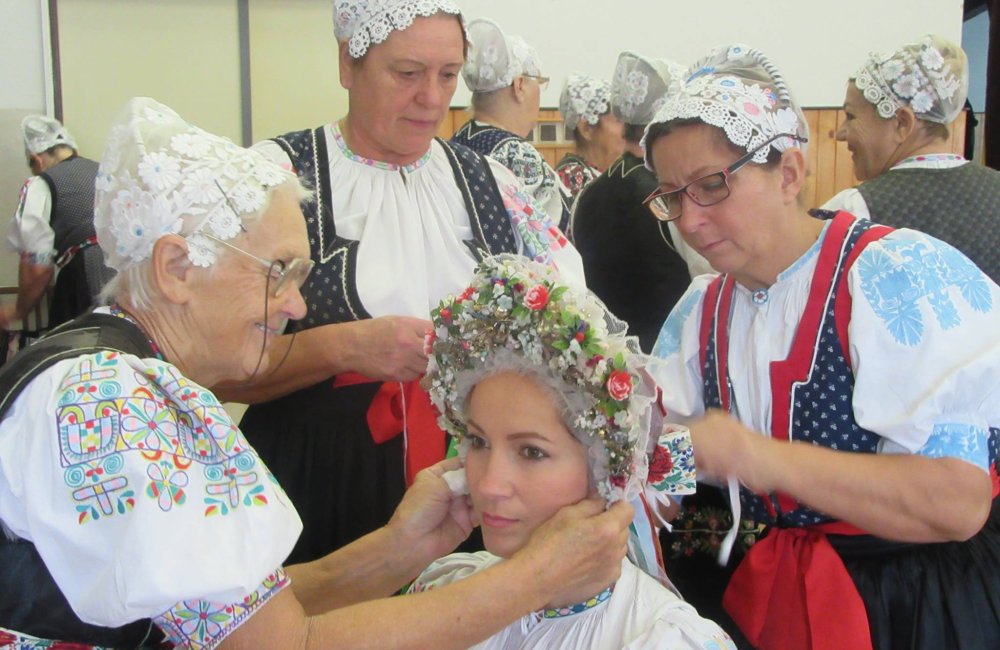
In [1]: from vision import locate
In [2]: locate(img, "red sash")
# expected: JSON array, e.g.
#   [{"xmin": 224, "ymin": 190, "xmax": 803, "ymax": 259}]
[
  {"xmin": 723, "ymin": 521, "xmax": 873, "ymax": 650},
  {"xmin": 332, "ymin": 373, "xmax": 445, "ymax": 485}
]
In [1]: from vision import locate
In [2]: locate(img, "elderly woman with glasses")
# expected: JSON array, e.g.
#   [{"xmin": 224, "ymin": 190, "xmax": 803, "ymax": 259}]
[
  {"xmin": 0, "ymin": 97, "xmax": 631, "ymax": 650},
  {"xmin": 643, "ymin": 44, "xmax": 1000, "ymax": 650},
  {"xmin": 227, "ymin": 0, "xmax": 584, "ymax": 568},
  {"xmin": 451, "ymin": 17, "xmax": 571, "ymax": 231}
]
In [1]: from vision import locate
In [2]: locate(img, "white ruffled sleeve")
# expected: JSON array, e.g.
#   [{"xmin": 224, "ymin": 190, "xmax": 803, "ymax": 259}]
[
  {"xmin": 407, "ymin": 551, "xmax": 501, "ymax": 593},
  {"xmin": 649, "ymin": 275, "xmax": 714, "ymax": 423},
  {"xmin": 5, "ymin": 177, "xmax": 56, "ymax": 263},
  {"xmin": 847, "ymin": 229, "xmax": 1000, "ymax": 470},
  {"xmin": 0, "ymin": 351, "xmax": 302, "ymax": 642}
]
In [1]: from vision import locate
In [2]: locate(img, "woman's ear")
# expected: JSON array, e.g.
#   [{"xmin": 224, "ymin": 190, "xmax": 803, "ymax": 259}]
[
  {"xmin": 577, "ymin": 120, "xmax": 595, "ymax": 144},
  {"xmin": 338, "ymin": 41, "xmax": 355, "ymax": 91},
  {"xmin": 150, "ymin": 234, "xmax": 194, "ymax": 305},
  {"xmin": 512, "ymin": 76, "xmax": 527, "ymax": 103},
  {"xmin": 893, "ymin": 108, "xmax": 918, "ymax": 142},
  {"xmin": 779, "ymin": 148, "xmax": 807, "ymax": 203}
]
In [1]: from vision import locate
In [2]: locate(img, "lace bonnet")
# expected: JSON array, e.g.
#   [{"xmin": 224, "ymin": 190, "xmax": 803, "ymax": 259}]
[
  {"xmin": 642, "ymin": 43, "xmax": 810, "ymax": 168},
  {"xmin": 852, "ymin": 34, "xmax": 968, "ymax": 124},
  {"xmin": 23, "ymin": 115, "xmax": 77, "ymax": 155},
  {"xmin": 560, "ymin": 74, "xmax": 613, "ymax": 132},
  {"xmin": 610, "ymin": 51, "xmax": 686, "ymax": 128},
  {"xmin": 424, "ymin": 254, "xmax": 695, "ymax": 506},
  {"xmin": 333, "ymin": 0, "xmax": 463, "ymax": 59},
  {"xmin": 94, "ymin": 97, "xmax": 295, "ymax": 273},
  {"xmin": 462, "ymin": 18, "xmax": 542, "ymax": 94}
]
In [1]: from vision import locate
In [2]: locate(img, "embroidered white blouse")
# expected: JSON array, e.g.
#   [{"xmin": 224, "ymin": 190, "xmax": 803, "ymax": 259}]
[
  {"xmin": 6, "ymin": 176, "xmax": 56, "ymax": 264},
  {"xmin": 409, "ymin": 553, "xmax": 735, "ymax": 650},
  {"xmin": 651, "ymin": 216, "xmax": 1000, "ymax": 469},
  {"xmin": 0, "ymin": 318, "xmax": 302, "ymax": 648},
  {"xmin": 255, "ymin": 123, "xmax": 584, "ymax": 319}
]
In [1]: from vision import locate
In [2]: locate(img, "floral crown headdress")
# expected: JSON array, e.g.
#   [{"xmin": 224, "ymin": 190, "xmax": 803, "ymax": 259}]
[
  {"xmin": 94, "ymin": 97, "xmax": 295, "ymax": 272},
  {"xmin": 560, "ymin": 74, "xmax": 612, "ymax": 132},
  {"xmin": 853, "ymin": 34, "xmax": 968, "ymax": 124},
  {"xmin": 424, "ymin": 255, "xmax": 695, "ymax": 506},
  {"xmin": 642, "ymin": 43, "xmax": 809, "ymax": 170},
  {"xmin": 333, "ymin": 0, "xmax": 464, "ymax": 59},
  {"xmin": 462, "ymin": 18, "xmax": 542, "ymax": 94}
]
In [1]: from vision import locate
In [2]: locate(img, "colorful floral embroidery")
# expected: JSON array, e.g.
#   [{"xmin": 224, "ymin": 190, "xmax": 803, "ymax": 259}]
[
  {"xmin": 0, "ymin": 625, "xmax": 110, "ymax": 649},
  {"xmin": 331, "ymin": 123, "xmax": 432, "ymax": 172},
  {"xmin": 500, "ymin": 184, "xmax": 561, "ymax": 266},
  {"xmin": 666, "ymin": 504, "xmax": 764, "ymax": 558},
  {"xmin": 541, "ymin": 585, "xmax": 613, "ymax": 618},
  {"xmin": 55, "ymin": 352, "xmax": 270, "ymax": 525},
  {"xmin": 154, "ymin": 568, "xmax": 290, "ymax": 649}
]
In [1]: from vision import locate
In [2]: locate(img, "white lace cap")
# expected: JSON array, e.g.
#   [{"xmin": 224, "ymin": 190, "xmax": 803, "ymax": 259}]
[
  {"xmin": 94, "ymin": 97, "xmax": 294, "ymax": 272},
  {"xmin": 333, "ymin": 0, "xmax": 463, "ymax": 59},
  {"xmin": 642, "ymin": 43, "xmax": 809, "ymax": 168},
  {"xmin": 462, "ymin": 18, "xmax": 542, "ymax": 93},
  {"xmin": 852, "ymin": 34, "xmax": 968, "ymax": 124},
  {"xmin": 610, "ymin": 51, "xmax": 686, "ymax": 127},
  {"xmin": 559, "ymin": 74, "xmax": 612, "ymax": 132},
  {"xmin": 22, "ymin": 115, "xmax": 77, "ymax": 155}
]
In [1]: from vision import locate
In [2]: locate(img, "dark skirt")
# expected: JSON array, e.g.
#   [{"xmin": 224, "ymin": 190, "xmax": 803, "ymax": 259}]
[
  {"xmin": 831, "ymin": 497, "xmax": 1000, "ymax": 650},
  {"xmin": 240, "ymin": 380, "xmax": 406, "ymax": 564}
]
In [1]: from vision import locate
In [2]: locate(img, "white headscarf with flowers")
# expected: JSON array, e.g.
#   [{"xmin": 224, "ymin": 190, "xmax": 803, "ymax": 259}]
[
  {"xmin": 852, "ymin": 34, "xmax": 968, "ymax": 124},
  {"xmin": 333, "ymin": 0, "xmax": 464, "ymax": 59},
  {"xmin": 424, "ymin": 255, "xmax": 696, "ymax": 583},
  {"xmin": 462, "ymin": 18, "xmax": 542, "ymax": 94}
]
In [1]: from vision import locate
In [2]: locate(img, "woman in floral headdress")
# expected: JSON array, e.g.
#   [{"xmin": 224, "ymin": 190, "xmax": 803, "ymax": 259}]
[
  {"xmin": 820, "ymin": 34, "xmax": 1000, "ymax": 285},
  {"xmin": 643, "ymin": 43, "xmax": 1000, "ymax": 650},
  {"xmin": 226, "ymin": 0, "xmax": 584, "ymax": 566},
  {"xmin": 415, "ymin": 254, "xmax": 735, "ymax": 649},
  {"xmin": 555, "ymin": 74, "xmax": 624, "ymax": 206}
]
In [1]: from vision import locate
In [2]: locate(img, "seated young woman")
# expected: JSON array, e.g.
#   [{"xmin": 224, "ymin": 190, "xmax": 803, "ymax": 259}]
[{"xmin": 414, "ymin": 254, "xmax": 735, "ymax": 650}]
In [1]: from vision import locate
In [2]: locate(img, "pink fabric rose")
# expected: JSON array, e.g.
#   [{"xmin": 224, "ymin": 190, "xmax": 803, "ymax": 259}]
[
  {"xmin": 523, "ymin": 285, "xmax": 550, "ymax": 310},
  {"xmin": 606, "ymin": 369, "xmax": 633, "ymax": 401}
]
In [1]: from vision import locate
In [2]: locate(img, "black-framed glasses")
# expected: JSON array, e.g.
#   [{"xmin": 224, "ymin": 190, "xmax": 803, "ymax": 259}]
[
  {"xmin": 522, "ymin": 74, "xmax": 550, "ymax": 90},
  {"xmin": 643, "ymin": 133, "xmax": 807, "ymax": 222},
  {"xmin": 201, "ymin": 231, "xmax": 314, "ymax": 299}
]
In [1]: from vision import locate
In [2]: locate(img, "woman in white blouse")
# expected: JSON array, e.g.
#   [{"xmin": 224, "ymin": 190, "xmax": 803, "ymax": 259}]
[
  {"xmin": 643, "ymin": 43, "xmax": 1000, "ymax": 650},
  {"xmin": 224, "ymin": 0, "xmax": 584, "ymax": 566},
  {"xmin": 0, "ymin": 97, "xmax": 628, "ymax": 650}
]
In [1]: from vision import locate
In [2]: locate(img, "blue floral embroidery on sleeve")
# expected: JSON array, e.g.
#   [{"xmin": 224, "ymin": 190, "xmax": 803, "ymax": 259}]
[
  {"xmin": 653, "ymin": 287, "xmax": 704, "ymax": 359},
  {"xmin": 916, "ymin": 423, "xmax": 990, "ymax": 470},
  {"xmin": 154, "ymin": 567, "xmax": 290, "ymax": 649},
  {"xmin": 855, "ymin": 237, "xmax": 992, "ymax": 346}
]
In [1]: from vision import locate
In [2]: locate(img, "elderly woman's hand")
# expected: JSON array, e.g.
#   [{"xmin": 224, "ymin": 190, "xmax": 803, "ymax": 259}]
[
  {"xmin": 688, "ymin": 408, "xmax": 777, "ymax": 493},
  {"xmin": 347, "ymin": 315, "xmax": 431, "ymax": 382},
  {"xmin": 386, "ymin": 457, "xmax": 474, "ymax": 563},
  {"xmin": 511, "ymin": 497, "xmax": 632, "ymax": 606}
]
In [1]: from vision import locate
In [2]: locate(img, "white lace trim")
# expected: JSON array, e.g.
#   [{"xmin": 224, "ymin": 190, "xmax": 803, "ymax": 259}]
[{"xmin": 334, "ymin": 0, "xmax": 463, "ymax": 59}]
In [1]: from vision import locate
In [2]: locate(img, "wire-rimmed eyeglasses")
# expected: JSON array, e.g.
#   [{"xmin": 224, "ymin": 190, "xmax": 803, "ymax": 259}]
[
  {"xmin": 201, "ymin": 231, "xmax": 314, "ymax": 299},
  {"xmin": 643, "ymin": 133, "xmax": 807, "ymax": 222}
]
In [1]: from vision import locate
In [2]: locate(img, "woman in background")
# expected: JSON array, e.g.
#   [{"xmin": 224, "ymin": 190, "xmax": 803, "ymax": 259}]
[{"xmin": 555, "ymin": 74, "xmax": 624, "ymax": 207}]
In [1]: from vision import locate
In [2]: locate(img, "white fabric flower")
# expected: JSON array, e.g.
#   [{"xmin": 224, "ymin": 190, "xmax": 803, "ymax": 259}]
[
  {"xmin": 911, "ymin": 89, "xmax": 935, "ymax": 114},
  {"xmin": 892, "ymin": 74, "xmax": 920, "ymax": 99},
  {"xmin": 921, "ymin": 46, "xmax": 945, "ymax": 71}
]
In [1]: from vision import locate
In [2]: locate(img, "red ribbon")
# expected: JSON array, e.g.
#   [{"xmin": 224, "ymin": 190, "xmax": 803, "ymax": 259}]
[
  {"xmin": 333, "ymin": 372, "xmax": 445, "ymax": 485},
  {"xmin": 723, "ymin": 522, "xmax": 873, "ymax": 650}
]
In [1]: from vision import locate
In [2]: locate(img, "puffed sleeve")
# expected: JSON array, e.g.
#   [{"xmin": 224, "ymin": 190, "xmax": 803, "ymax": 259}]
[
  {"xmin": 649, "ymin": 275, "xmax": 714, "ymax": 422},
  {"xmin": 820, "ymin": 187, "xmax": 871, "ymax": 220},
  {"xmin": 0, "ymin": 351, "xmax": 302, "ymax": 636},
  {"xmin": 5, "ymin": 176, "xmax": 56, "ymax": 263},
  {"xmin": 847, "ymin": 229, "xmax": 1000, "ymax": 470}
]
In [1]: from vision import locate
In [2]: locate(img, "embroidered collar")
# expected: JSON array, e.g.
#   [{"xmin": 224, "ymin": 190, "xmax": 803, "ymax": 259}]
[
  {"xmin": 541, "ymin": 584, "xmax": 614, "ymax": 619},
  {"xmin": 108, "ymin": 304, "xmax": 165, "ymax": 361},
  {"xmin": 330, "ymin": 122, "xmax": 433, "ymax": 172}
]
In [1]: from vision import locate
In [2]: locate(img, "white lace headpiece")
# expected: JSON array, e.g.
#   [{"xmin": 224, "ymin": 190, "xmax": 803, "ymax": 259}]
[
  {"xmin": 333, "ymin": 0, "xmax": 463, "ymax": 59},
  {"xmin": 94, "ymin": 97, "xmax": 295, "ymax": 272},
  {"xmin": 22, "ymin": 115, "xmax": 77, "ymax": 155},
  {"xmin": 610, "ymin": 51, "xmax": 686, "ymax": 127},
  {"xmin": 462, "ymin": 18, "xmax": 542, "ymax": 93},
  {"xmin": 852, "ymin": 34, "xmax": 968, "ymax": 124},
  {"xmin": 642, "ymin": 44, "xmax": 809, "ymax": 168},
  {"xmin": 560, "ymin": 74, "xmax": 612, "ymax": 132}
]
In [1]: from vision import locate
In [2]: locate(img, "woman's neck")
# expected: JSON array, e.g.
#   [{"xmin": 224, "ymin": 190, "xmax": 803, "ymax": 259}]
[
  {"xmin": 733, "ymin": 211, "xmax": 826, "ymax": 291},
  {"xmin": 338, "ymin": 116, "xmax": 428, "ymax": 167},
  {"xmin": 119, "ymin": 300, "xmax": 219, "ymax": 388}
]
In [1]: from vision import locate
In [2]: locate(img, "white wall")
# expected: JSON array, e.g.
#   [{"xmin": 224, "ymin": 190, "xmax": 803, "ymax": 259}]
[
  {"xmin": 0, "ymin": 0, "xmax": 49, "ymax": 287},
  {"xmin": 454, "ymin": 0, "xmax": 964, "ymax": 108}
]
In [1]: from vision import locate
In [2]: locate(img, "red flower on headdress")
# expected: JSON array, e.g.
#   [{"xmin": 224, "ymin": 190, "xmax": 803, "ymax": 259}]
[
  {"xmin": 647, "ymin": 444, "xmax": 674, "ymax": 484},
  {"xmin": 523, "ymin": 285, "xmax": 550, "ymax": 310},
  {"xmin": 606, "ymin": 370, "xmax": 633, "ymax": 401}
]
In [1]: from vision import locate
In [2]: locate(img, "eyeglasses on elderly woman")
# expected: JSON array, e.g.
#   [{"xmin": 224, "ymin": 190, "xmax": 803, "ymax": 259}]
[
  {"xmin": 643, "ymin": 133, "xmax": 807, "ymax": 222},
  {"xmin": 201, "ymin": 231, "xmax": 314, "ymax": 299}
]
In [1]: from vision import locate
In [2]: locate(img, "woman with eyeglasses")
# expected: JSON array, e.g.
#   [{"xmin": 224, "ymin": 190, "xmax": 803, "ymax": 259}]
[
  {"xmin": 643, "ymin": 44, "xmax": 1000, "ymax": 650},
  {"xmin": 0, "ymin": 96, "xmax": 631, "ymax": 650},
  {"xmin": 451, "ymin": 17, "xmax": 571, "ymax": 232},
  {"xmin": 225, "ymin": 0, "xmax": 585, "ymax": 568}
]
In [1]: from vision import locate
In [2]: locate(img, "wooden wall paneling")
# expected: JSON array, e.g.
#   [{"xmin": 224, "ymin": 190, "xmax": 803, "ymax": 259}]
[
  {"xmin": 950, "ymin": 112, "xmax": 967, "ymax": 156},
  {"xmin": 813, "ymin": 109, "xmax": 841, "ymax": 208},
  {"xmin": 803, "ymin": 110, "xmax": 821, "ymax": 208},
  {"xmin": 831, "ymin": 110, "xmax": 857, "ymax": 206}
]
